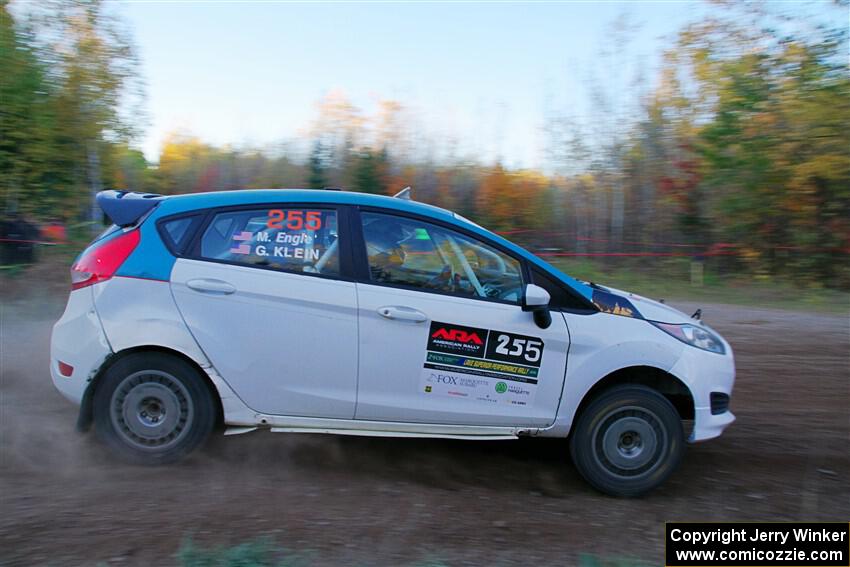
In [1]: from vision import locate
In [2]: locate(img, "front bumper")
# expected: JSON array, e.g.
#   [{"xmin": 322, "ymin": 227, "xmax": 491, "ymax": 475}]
[
  {"xmin": 690, "ymin": 407, "xmax": 735, "ymax": 442},
  {"xmin": 50, "ymin": 287, "xmax": 112, "ymax": 404},
  {"xmin": 668, "ymin": 338, "xmax": 736, "ymax": 443}
]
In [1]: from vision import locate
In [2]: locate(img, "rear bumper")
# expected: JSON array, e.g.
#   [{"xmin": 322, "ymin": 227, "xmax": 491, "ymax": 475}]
[{"xmin": 50, "ymin": 287, "xmax": 112, "ymax": 404}]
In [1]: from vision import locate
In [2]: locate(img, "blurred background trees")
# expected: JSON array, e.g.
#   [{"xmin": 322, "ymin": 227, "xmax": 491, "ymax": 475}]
[
  {"xmin": 1, "ymin": 0, "xmax": 143, "ymax": 221},
  {"xmin": 1, "ymin": 0, "xmax": 847, "ymax": 287}
]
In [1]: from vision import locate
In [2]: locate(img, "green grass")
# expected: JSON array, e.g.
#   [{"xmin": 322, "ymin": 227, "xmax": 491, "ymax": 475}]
[
  {"xmin": 175, "ymin": 537, "xmax": 453, "ymax": 567},
  {"xmin": 176, "ymin": 537, "xmax": 309, "ymax": 567},
  {"xmin": 577, "ymin": 554, "xmax": 653, "ymax": 567},
  {"xmin": 549, "ymin": 258, "xmax": 850, "ymax": 313},
  {"xmin": 173, "ymin": 537, "xmax": 647, "ymax": 567}
]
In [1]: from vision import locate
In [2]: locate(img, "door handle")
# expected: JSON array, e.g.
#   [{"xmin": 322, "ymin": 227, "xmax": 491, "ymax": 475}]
[
  {"xmin": 186, "ymin": 278, "xmax": 236, "ymax": 295},
  {"xmin": 377, "ymin": 306, "xmax": 428, "ymax": 323}
]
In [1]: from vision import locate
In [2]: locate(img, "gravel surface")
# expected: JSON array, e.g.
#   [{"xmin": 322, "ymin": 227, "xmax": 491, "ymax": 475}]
[{"xmin": 1, "ymin": 296, "xmax": 848, "ymax": 566}]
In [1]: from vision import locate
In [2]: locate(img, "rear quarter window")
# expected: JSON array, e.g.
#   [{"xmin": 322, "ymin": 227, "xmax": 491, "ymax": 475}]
[{"xmin": 158, "ymin": 215, "xmax": 202, "ymax": 255}]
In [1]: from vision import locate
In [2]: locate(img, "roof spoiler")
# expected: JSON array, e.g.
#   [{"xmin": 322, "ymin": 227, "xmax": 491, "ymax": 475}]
[{"xmin": 96, "ymin": 190, "xmax": 165, "ymax": 227}]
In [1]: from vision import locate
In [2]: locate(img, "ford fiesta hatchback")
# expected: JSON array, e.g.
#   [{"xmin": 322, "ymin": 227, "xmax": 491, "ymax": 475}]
[{"xmin": 51, "ymin": 188, "xmax": 735, "ymax": 496}]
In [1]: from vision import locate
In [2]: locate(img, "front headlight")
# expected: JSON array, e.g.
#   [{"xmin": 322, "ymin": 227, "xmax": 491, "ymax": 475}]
[{"xmin": 651, "ymin": 322, "xmax": 726, "ymax": 354}]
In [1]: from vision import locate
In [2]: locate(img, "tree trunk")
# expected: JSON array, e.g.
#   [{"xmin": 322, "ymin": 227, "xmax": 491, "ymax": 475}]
[{"xmin": 88, "ymin": 145, "xmax": 102, "ymax": 228}]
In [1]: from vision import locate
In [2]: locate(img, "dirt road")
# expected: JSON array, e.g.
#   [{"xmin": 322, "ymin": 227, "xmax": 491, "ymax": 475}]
[{"xmin": 1, "ymin": 295, "xmax": 848, "ymax": 566}]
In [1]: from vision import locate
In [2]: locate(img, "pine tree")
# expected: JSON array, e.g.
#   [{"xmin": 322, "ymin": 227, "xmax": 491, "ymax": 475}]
[{"xmin": 307, "ymin": 141, "xmax": 327, "ymax": 189}]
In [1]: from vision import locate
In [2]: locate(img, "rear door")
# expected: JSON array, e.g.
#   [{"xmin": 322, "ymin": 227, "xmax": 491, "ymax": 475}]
[
  {"xmin": 170, "ymin": 204, "xmax": 358, "ymax": 418},
  {"xmin": 353, "ymin": 210, "xmax": 570, "ymax": 427}
]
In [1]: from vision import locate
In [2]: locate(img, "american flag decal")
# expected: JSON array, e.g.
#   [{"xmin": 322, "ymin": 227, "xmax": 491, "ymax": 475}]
[
  {"xmin": 230, "ymin": 244, "xmax": 250, "ymax": 255},
  {"xmin": 232, "ymin": 231, "xmax": 253, "ymax": 241}
]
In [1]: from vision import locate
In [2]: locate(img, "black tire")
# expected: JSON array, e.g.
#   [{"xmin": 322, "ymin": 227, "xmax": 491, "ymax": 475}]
[
  {"xmin": 93, "ymin": 352, "xmax": 216, "ymax": 465},
  {"xmin": 569, "ymin": 385, "xmax": 684, "ymax": 497}
]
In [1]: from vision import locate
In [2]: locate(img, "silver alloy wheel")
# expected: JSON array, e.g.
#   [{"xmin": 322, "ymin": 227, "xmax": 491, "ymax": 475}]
[
  {"xmin": 110, "ymin": 370, "xmax": 194, "ymax": 451},
  {"xmin": 591, "ymin": 406, "xmax": 667, "ymax": 478}
]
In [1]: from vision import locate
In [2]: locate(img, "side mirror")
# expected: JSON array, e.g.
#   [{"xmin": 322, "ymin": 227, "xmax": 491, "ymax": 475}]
[{"xmin": 522, "ymin": 284, "xmax": 552, "ymax": 329}]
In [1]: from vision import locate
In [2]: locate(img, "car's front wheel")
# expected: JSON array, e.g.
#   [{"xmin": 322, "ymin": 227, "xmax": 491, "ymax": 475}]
[
  {"xmin": 93, "ymin": 352, "xmax": 216, "ymax": 464},
  {"xmin": 570, "ymin": 384, "xmax": 684, "ymax": 497}
]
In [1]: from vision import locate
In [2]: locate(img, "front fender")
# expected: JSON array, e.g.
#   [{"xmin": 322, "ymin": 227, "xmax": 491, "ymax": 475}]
[{"xmin": 546, "ymin": 311, "xmax": 686, "ymax": 436}]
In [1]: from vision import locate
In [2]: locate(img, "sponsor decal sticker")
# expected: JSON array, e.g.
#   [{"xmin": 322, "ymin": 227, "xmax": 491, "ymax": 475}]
[
  {"xmin": 420, "ymin": 322, "xmax": 544, "ymax": 406},
  {"xmin": 267, "ymin": 209, "xmax": 323, "ymax": 231},
  {"xmin": 591, "ymin": 289, "xmax": 643, "ymax": 319},
  {"xmin": 427, "ymin": 322, "xmax": 487, "ymax": 358},
  {"xmin": 230, "ymin": 231, "xmax": 253, "ymax": 254},
  {"xmin": 228, "ymin": 210, "xmax": 328, "ymax": 260}
]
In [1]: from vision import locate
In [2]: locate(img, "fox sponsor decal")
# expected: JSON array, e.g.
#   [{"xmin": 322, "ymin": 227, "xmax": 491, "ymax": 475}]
[
  {"xmin": 421, "ymin": 321, "xmax": 543, "ymax": 405},
  {"xmin": 420, "ymin": 369, "xmax": 533, "ymax": 405}
]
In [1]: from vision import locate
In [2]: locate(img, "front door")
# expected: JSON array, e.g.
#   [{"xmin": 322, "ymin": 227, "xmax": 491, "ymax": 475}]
[{"xmin": 353, "ymin": 211, "xmax": 570, "ymax": 427}]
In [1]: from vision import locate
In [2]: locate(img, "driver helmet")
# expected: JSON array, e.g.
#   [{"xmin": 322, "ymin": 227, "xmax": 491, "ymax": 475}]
[{"xmin": 363, "ymin": 218, "xmax": 407, "ymax": 270}]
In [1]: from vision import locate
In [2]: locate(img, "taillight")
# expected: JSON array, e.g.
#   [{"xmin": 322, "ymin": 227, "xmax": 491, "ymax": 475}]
[{"xmin": 71, "ymin": 229, "xmax": 140, "ymax": 290}]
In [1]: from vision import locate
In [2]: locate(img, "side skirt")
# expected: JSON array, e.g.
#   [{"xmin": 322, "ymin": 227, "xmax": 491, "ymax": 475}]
[
  {"xmin": 223, "ymin": 415, "xmax": 537, "ymax": 440},
  {"xmin": 269, "ymin": 428, "xmax": 518, "ymax": 441}
]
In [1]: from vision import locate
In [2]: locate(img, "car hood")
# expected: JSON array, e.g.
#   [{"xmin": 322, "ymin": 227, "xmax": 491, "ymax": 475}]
[{"xmin": 593, "ymin": 285, "xmax": 695, "ymax": 324}]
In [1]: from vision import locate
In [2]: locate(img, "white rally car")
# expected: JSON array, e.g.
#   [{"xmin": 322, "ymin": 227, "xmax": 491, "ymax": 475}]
[{"xmin": 51, "ymin": 189, "xmax": 735, "ymax": 496}]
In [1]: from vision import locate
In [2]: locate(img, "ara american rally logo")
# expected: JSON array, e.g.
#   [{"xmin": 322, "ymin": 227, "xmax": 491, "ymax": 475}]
[{"xmin": 427, "ymin": 322, "xmax": 487, "ymax": 358}]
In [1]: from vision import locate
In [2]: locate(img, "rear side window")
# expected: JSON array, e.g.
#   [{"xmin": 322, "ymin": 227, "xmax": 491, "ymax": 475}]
[
  {"xmin": 159, "ymin": 215, "xmax": 202, "ymax": 255},
  {"xmin": 199, "ymin": 207, "xmax": 339, "ymax": 276}
]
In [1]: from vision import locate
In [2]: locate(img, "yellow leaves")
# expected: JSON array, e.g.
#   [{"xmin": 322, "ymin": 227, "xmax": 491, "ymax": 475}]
[
  {"xmin": 310, "ymin": 89, "xmax": 365, "ymax": 147},
  {"xmin": 577, "ymin": 173, "xmax": 596, "ymax": 188},
  {"xmin": 789, "ymin": 155, "xmax": 850, "ymax": 194},
  {"xmin": 693, "ymin": 47, "xmax": 715, "ymax": 85},
  {"xmin": 434, "ymin": 169, "xmax": 455, "ymax": 210},
  {"xmin": 160, "ymin": 132, "xmax": 209, "ymax": 165},
  {"xmin": 159, "ymin": 133, "xmax": 214, "ymax": 173},
  {"xmin": 157, "ymin": 131, "xmax": 220, "ymax": 194},
  {"xmin": 476, "ymin": 166, "xmax": 551, "ymax": 231},
  {"xmin": 780, "ymin": 41, "xmax": 808, "ymax": 65},
  {"xmin": 739, "ymin": 246, "xmax": 762, "ymax": 264},
  {"xmin": 309, "ymin": 91, "xmax": 411, "ymax": 158},
  {"xmin": 375, "ymin": 99, "xmax": 407, "ymax": 155},
  {"xmin": 476, "ymin": 165, "xmax": 513, "ymax": 229}
]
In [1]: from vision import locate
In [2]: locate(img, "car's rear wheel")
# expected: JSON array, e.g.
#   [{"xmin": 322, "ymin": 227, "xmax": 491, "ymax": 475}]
[
  {"xmin": 570, "ymin": 385, "xmax": 684, "ymax": 497},
  {"xmin": 93, "ymin": 352, "xmax": 216, "ymax": 464}
]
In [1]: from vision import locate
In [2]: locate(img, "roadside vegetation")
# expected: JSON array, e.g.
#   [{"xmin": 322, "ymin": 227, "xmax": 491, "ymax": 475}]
[
  {"xmin": 548, "ymin": 258, "xmax": 850, "ymax": 313},
  {"xmin": 2, "ymin": 1, "xmax": 848, "ymax": 291},
  {"xmin": 3, "ymin": 238, "xmax": 847, "ymax": 315},
  {"xmin": 173, "ymin": 537, "xmax": 650, "ymax": 567}
]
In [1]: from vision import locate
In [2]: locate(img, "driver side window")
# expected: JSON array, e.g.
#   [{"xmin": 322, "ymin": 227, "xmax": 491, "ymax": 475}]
[{"xmin": 360, "ymin": 212, "xmax": 523, "ymax": 304}]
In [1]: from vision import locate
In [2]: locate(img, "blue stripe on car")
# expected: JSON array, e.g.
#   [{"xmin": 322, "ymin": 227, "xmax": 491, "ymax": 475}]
[{"xmin": 116, "ymin": 216, "xmax": 176, "ymax": 281}]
